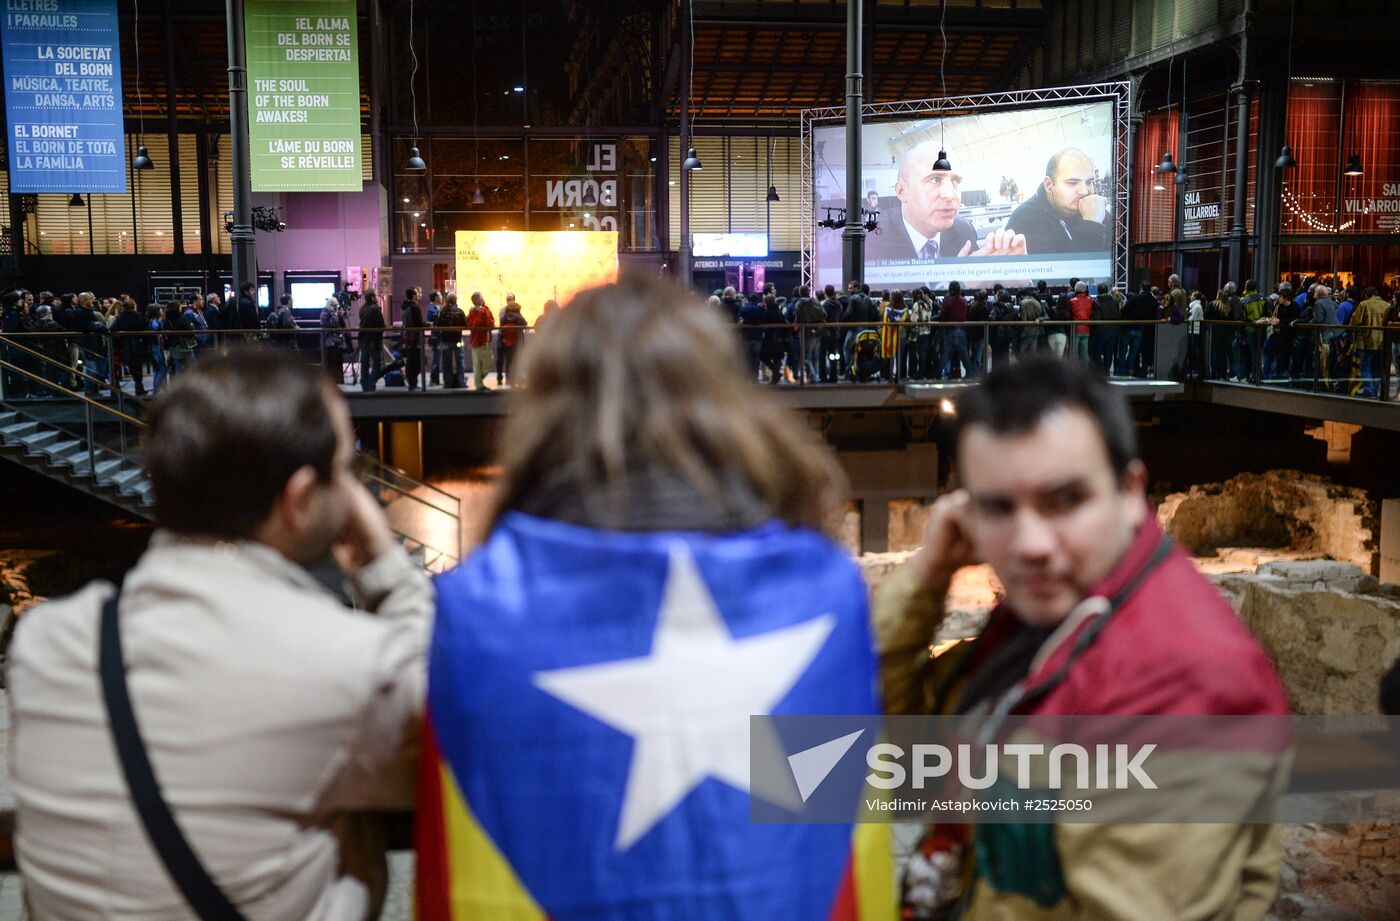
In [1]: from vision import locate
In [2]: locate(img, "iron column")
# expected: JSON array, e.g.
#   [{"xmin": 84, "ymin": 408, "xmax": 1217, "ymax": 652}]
[
  {"xmin": 226, "ymin": 0, "xmax": 256, "ymax": 299},
  {"xmin": 841, "ymin": 0, "xmax": 866, "ymax": 285}
]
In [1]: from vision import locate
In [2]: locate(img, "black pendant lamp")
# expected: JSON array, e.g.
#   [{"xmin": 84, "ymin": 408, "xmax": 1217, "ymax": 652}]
[
  {"xmin": 682, "ymin": 147, "xmax": 702, "ymax": 171},
  {"xmin": 766, "ymin": 185, "xmax": 780, "ymax": 203},
  {"xmin": 1274, "ymin": 145, "xmax": 1297, "ymax": 170},
  {"xmin": 932, "ymin": 150, "xmax": 952, "ymax": 172},
  {"xmin": 1342, "ymin": 154, "xmax": 1363, "ymax": 176}
]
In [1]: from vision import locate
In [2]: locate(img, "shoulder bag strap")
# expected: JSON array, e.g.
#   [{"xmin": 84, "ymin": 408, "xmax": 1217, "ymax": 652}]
[{"xmin": 99, "ymin": 594, "xmax": 249, "ymax": 921}]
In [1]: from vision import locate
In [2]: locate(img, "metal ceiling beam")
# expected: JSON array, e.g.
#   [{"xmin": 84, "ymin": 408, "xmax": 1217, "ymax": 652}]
[
  {"xmin": 691, "ymin": 61, "xmax": 991, "ymax": 77},
  {"xmin": 691, "ymin": 4, "xmax": 1042, "ymax": 35}
]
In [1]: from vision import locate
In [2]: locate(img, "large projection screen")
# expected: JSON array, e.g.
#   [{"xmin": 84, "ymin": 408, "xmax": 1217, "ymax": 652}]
[{"xmin": 805, "ymin": 86, "xmax": 1129, "ymax": 292}]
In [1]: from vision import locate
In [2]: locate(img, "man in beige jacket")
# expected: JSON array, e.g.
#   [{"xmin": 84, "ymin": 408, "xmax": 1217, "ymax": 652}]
[{"xmin": 8, "ymin": 350, "xmax": 434, "ymax": 920}]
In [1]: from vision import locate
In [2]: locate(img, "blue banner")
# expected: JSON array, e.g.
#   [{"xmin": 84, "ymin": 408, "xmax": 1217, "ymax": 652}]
[{"xmin": 2, "ymin": 0, "xmax": 126, "ymax": 193}]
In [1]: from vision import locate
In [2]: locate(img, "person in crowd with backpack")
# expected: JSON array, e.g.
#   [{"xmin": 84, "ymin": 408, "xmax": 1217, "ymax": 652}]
[
  {"xmin": 1349, "ymin": 287, "xmax": 1390, "ymax": 398},
  {"xmin": 1046, "ymin": 286, "xmax": 1072, "ymax": 358},
  {"xmin": 263, "ymin": 295, "xmax": 296, "ymax": 348},
  {"xmin": 163, "ymin": 301, "xmax": 195, "ymax": 379},
  {"xmin": 1018, "ymin": 287, "xmax": 1046, "ymax": 357},
  {"xmin": 497, "ymin": 294, "xmax": 529, "ymax": 387},
  {"xmin": 1119, "ymin": 281, "xmax": 1158, "ymax": 378},
  {"xmin": 465, "ymin": 292, "xmax": 496, "ymax": 391},
  {"xmin": 358, "ymin": 290, "xmax": 386, "ymax": 393},
  {"xmin": 758, "ymin": 293, "xmax": 789, "ymax": 385},
  {"xmin": 966, "ymin": 289, "xmax": 990, "ymax": 377},
  {"xmin": 1236, "ymin": 280, "xmax": 1265, "ymax": 382},
  {"xmin": 793, "ymin": 285, "xmax": 827, "ymax": 384},
  {"xmin": 1091, "ymin": 282, "xmax": 1120, "ymax": 374},
  {"xmin": 183, "ymin": 295, "xmax": 211, "ymax": 361},
  {"xmin": 987, "ymin": 288, "xmax": 1017, "ymax": 371},
  {"xmin": 1207, "ymin": 284, "xmax": 1238, "ymax": 381},
  {"xmin": 30, "ymin": 304, "xmax": 69, "ymax": 387},
  {"xmin": 320, "ymin": 296, "xmax": 349, "ymax": 383},
  {"xmin": 434, "ymin": 293, "xmax": 467, "ymax": 389}
]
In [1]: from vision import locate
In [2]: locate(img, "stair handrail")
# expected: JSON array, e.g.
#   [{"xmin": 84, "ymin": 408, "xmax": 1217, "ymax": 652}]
[
  {"xmin": 3, "ymin": 354, "xmax": 459, "ymax": 568},
  {"xmin": 0, "ymin": 356, "xmax": 143, "ymax": 426},
  {"xmin": 358, "ymin": 453, "xmax": 461, "ymax": 515},
  {"xmin": 0, "ymin": 333, "xmax": 125, "ymax": 396},
  {"xmin": 355, "ymin": 471, "xmax": 461, "ymax": 565}
]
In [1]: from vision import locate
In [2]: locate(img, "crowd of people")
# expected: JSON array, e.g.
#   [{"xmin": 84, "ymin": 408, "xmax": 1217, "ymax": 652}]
[
  {"xmin": 0, "ymin": 284, "xmax": 555, "ymax": 399},
  {"xmin": 708, "ymin": 275, "xmax": 1400, "ymax": 393},
  {"xmin": 7, "ymin": 275, "xmax": 1324, "ymax": 921},
  {"xmin": 6, "ymin": 275, "xmax": 1400, "ymax": 402}
]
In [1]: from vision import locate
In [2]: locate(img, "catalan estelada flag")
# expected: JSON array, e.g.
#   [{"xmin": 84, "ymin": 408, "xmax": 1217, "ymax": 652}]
[{"xmin": 417, "ymin": 512, "xmax": 894, "ymax": 920}]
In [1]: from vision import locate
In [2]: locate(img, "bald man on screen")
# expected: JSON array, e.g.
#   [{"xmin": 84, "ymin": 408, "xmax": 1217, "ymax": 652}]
[
  {"xmin": 865, "ymin": 141, "xmax": 1027, "ymax": 264},
  {"xmin": 1005, "ymin": 148, "xmax": 1111, "ymax": 255}
]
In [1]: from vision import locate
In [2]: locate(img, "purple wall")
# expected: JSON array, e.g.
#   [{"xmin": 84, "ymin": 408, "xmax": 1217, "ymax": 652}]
[{"xmin": 252, "ymin": 183, "xmax": 387, "ymax": 307}]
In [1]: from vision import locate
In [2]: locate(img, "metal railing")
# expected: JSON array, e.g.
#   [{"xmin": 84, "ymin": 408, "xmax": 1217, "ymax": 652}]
[
  {"xmin": 4, "ymin": 317, "xmax": 1397, "ymax": 402},
  {"xmin": 0, "ymin": 334, "xmax": 461, "ymax": 570}
]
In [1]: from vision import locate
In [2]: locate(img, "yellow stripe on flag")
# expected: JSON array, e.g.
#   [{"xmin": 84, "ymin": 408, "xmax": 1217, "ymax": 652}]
[
  {"xmin": 438, "ymin": 762, "xmax": 548, "ymax": 921},
  {"xmin": 853, "ymin": 823, "xmax": 898, "ymax": 921}
]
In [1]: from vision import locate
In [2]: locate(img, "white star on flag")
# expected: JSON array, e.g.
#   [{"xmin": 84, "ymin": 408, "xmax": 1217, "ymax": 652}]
[{"xmin": 533, "ymin": 543, "xmax": 836, "ymax": 851}]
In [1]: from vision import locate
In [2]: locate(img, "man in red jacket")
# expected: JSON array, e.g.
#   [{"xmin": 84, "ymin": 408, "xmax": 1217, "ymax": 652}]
[
  {"xmin": 465, "ymin": 291, "xmax": 496, "ymax": 391},
  {"xmin": 877, "ymin": 354, "xmax": 1289, "ymax": 920}
]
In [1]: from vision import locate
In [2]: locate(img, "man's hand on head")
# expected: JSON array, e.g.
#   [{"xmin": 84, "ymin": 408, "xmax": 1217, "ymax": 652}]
[
  {"xmin": 332, "ymin": 475, "xmax": 396, "ymax": 577},
  {"xmin": 958, "ymin": 228, "xmax": 1028, "ymax": 257},
  {"xmin": 911, "ymin": 490, "xmax": 978, "ymax": 593},
  {"xmin": 1077, "ymin": 194, "xmax": 1109, "ymax": 224}
]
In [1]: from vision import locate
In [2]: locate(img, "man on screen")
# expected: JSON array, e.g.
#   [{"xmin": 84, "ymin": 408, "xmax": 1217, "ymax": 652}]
[
  {"xmin": 1005, "ymin": 148, "xmax": 1110, "ymax": 254},
  {"xmin": 866, "ymin": 140, "xmax": 1027, "ymax": 264}
]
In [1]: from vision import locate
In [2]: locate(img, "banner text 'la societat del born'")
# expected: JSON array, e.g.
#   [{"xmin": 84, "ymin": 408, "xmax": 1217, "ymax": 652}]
[
  {"xmin": 2, "ymin": 0, "xmax": 126, "ymax": 193},
  {"xmin": 245, "ymin": 0, "xmax": 361, "ymax": 192}
]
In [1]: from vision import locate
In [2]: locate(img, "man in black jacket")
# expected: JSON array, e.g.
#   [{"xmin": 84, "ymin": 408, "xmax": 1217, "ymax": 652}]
[
  {"xmin": 236, "ymin": 282, "xmax": 260, "ymax": 336},
  {"xmin": 110, "ymin": 299, "xmax": 149, "ymax": 395},
  {"xmin": 1119, "ymin": 281, "xmax": 1159, "ymax": 378},
  {"xmin": 358, "ymin": 292, "xmax": 386, "ymax": 392},
  {"xmin": 1091, "ymin": 282, "xmax": 1121, "ymax": 374},
  {"xmin": 1005, "ymin": 148, "xmax": 1110, "ymax": 255},
  {"xmin": 401, "ymin": 286, "xmax": 426, "ymax": 391}
]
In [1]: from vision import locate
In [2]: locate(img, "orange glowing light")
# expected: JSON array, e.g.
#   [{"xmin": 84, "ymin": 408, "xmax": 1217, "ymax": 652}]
[{"xmin": 454, "ymin": 230, "xmax": 619, "ymax": 325}]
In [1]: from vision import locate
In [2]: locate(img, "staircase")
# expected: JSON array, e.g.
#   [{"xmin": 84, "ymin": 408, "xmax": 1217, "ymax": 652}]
[
  {"xmin": 0, "ymin": 408, "xmax": 153, "ymax": 517},
  {"xmin": 0, "ymin": 342, "xmax": 459, "ymax": 573}
]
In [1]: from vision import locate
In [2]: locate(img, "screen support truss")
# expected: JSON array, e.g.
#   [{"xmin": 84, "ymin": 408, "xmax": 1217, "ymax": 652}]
[{"xmin": 800, "ymin": 82, "xmax": 1132, "ymax": 293}]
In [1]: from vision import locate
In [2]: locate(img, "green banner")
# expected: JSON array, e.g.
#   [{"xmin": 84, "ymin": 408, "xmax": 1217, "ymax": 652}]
[{"xmin": 245, "ymin": 0, "xmax": 361, "ymax": 192}]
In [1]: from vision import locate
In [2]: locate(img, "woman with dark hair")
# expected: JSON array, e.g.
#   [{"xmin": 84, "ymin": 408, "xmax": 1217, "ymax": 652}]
[{"xmin": 419, "ymin": 275, "xmax": 889, "ymax": 918}]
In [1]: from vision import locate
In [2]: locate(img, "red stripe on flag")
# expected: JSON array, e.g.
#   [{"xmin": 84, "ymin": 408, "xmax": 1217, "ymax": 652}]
[
  {"xmin": 415, "ymin": 717, "xmax": 454, "ymax": 921},
  {"xmin": 827, "ymin": 853, "xmax": 859, "ymax": 921}
]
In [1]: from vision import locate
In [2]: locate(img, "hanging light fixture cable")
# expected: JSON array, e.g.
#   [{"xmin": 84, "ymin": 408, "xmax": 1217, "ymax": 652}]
[
  {"xmin": 932, "ymin": 0, "xmax": 951, "ymax": 171},
  {"xmin": 131, "ymin": 0, "xmax": 152, "ymax": 169},
  {"xmin": 1158, "ymin": 53, "xmax": 1177, "ymax": 174},
  {"xmin": 404, "ymin": 0, "xmax": 426, "ymax": 170},
  {"xmin": 1275, "ymin": 0, "xmax": 1298, "ymax": 169},
  {"xmin": 683, "ymin": 2, "xmax": 702, "ymax": 171}
]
